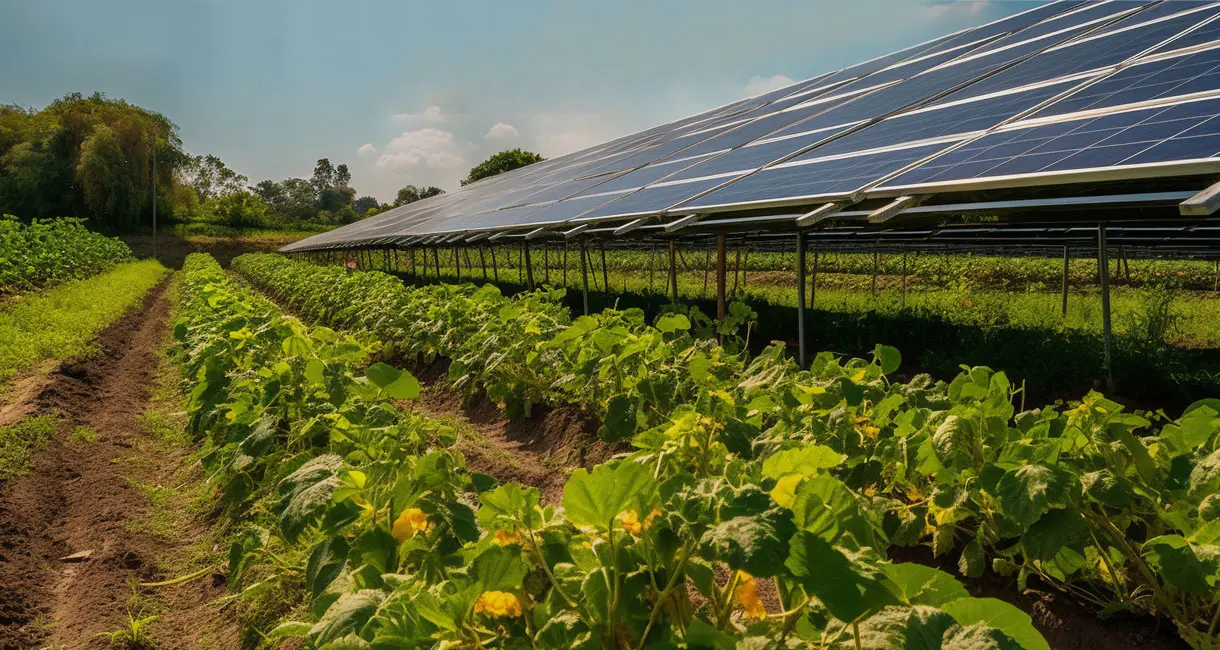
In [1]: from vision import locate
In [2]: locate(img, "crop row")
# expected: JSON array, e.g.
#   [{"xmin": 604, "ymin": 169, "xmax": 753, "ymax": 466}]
[
  {"xmin": 233, "ymin": 252, "xmax": 758, "ymax": 440},
  {"xmin": 0, "ymin": 215, "xmax": 133, "ymax": 294},
  {"xmin": 231, "ymin": 252, "xmax": 1220, "ymax": 648},
  {"xmin": 181, "ymin": 252, "xmax": 1058, "ymax": 649},
  {"xmin": 360, "ymin": 246, "xmax": 1220, "ymax": 292}
]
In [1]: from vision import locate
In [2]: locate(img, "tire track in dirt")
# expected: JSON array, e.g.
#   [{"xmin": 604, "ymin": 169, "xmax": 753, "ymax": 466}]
[{"xmin": 0, "ymin": 280, "xmax": 236, "ymax": 650}]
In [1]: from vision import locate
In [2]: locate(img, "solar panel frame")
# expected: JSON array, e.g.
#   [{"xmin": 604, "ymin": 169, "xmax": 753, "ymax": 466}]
[{"xmin": 281, "ymin": 0, "xmax": 1220, "ymax": 251}]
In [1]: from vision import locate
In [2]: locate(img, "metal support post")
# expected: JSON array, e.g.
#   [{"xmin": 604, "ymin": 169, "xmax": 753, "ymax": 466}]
[
  {"xmin": 797, "ymin": 232, "xmax": 807, "ymax": 368},
  {"xmin": 1098, "ymin": 225, "xmax": 1113, "ymax": 389}
]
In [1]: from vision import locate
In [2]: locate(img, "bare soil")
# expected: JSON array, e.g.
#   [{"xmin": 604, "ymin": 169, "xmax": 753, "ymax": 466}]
[
  {"xmin": 405, "ymin": 359, "xmax": 620, "ymax": 504},
  {"xmin": 0, "ymin": 281, "xmax": 237, "ymax": 650},
  {"xmin": 890, "ymin": 546, "xmax": 1190, "ymax": 650}
]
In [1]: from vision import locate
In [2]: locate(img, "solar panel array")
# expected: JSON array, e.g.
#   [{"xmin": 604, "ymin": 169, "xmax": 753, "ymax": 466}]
[{"xmin": 285, "ymin": 0, "xmax": 1220, "ymax": 252}]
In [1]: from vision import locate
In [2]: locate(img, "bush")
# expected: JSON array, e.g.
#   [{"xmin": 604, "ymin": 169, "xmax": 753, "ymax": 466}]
[
  {"xmin": 0, "ymin": 215, "xmax": 133, "ymax": 294},
  {"xmin": 202, "ymin": 191, "xmax": 269, "ymax": 228}
]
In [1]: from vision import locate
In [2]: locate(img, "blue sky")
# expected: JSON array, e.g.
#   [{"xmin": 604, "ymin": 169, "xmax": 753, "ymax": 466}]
[{"xmin": 0, "ymin": 0, "xmax": 1044, "ymax": 202}]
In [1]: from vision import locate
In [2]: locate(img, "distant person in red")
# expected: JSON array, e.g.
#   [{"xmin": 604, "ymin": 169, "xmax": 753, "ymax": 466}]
[{"xmin": 346, "ymin": 255, "xmax": 358, "ymax": 275}]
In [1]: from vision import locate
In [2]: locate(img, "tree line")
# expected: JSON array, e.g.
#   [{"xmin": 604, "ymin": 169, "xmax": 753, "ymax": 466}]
[{"xmin": 0, "ymin": 93, "xmax": 544, "ymax": 232}]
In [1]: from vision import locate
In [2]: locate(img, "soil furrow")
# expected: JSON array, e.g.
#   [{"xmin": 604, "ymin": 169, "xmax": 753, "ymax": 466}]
[{"xmin": 0, "ymin": 280, "xmax": 235, "ymax": 650}]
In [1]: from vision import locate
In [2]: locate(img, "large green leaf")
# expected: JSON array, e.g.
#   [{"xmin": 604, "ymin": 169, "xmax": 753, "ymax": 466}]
[
  {"xmin": 698, "ymin": 509, "xmax": 794, "ymax": 578},
  {"xmin": 306, "ymin": 535, "xmax": 349, "ymax": 599},
  {"xmin": 600, "ymin": 395, "xmax": 637, "ymax": 442},
  {"xmin": 655, "ymin": 313, "xmax": 691, "ymax": 334},
  {"xmin": 366, "ymin": 362, "xmax": 421, "ymax": 400},
  {"xmin": 1190, "ymin": 449, "xmax": 1220, "ymax": 498},
  {"xmin": 850, "ymin": 605, "xmax": 957, "ymax": 650},
  {"xmin": 940, "ymin": 597, "xmax": 1049, "ymax": 650},
  {"xmin": 788, "ymin": 474, "xmax": 875, "ymax": 547},
  {"xmin": 761, "ymin": 444, "xmax": 844, "ymax": 479},
  {"xmin": 562, "ymin": 461, "xmax": 655, "ymax": 530},
  {"xmin": 277, "ymin": 455, "xmax": 343, "ymax": 542},
  {"xmin": 1142, "ymin": 535, "xmax": 1220, "ymax": 596},
  {"xmin": 1020, "ymin": 508, "xmax": 1086, "ymax": 562},
  {"xmin": 994, "ymin": 465, "xmax": 1066, "ymax": 528},
  {"xmin": 884, "ymin": 563, "xmax": 970, "ymax": 607},
  {"xmin": 309, "ymin": 590, "xmax": 384, "ymax": 646},
  {"xmin": 873, "ymin": 344, "xmax": 902, "ymax": 375},
  {"xmin": 477, "ymin": 483, "xmax": 543, "ymax": 531},
  {"xmin": 785, "ymin": 531, "xmax": 896, "ymax": 623},
  {"xmin": 472, "ymin": 546, "xmax": 529, "ymax": 591},
  {"xmin": 941, "ymin": 624, "xmax": 1024, "ymax": 650}
]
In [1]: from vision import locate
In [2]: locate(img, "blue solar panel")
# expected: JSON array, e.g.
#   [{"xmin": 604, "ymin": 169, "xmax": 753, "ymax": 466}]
[
  {"xmin": 948, "ymin": 3, "xmax": 1220, "ymax": 103},
  {"xmin": 881, "ymin": 96, "xmax": 1220, "ymax": 189},
  {"xmin": 575, "ymin": 175, "xmax": 743, "ymax": 221},
  {"xmin": 1154, "ymin": 6, "xmax": 1220, "ymax": 50},
  {"xmin": 787, "ymin": 79, "xmax": 1079, "ymax": 162},
  {"xmin": 1027, "ymin": 44, "xmax": 1220, "ymax": 117},
  {"xmin": 682, "ymin": 143, "xmax": 954, "ymax": 210}
]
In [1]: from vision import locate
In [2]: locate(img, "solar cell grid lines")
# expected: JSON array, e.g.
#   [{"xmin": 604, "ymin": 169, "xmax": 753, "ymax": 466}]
[
  {"xmin": 880, "ymin": 94, "xmax": 1220, "ymax": 191},
  {"xmin": 282, "ymin": 0, "xmax": 1220, "ymax": 252}
]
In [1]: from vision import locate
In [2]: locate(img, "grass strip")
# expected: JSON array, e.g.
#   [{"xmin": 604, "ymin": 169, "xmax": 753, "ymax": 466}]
[
  {"xmin": 0, "ymin": 259, "xmax": 168, "ymax": 386},
  {"xmin": 0, "ymin": 414, "xmax": 59, "ymax": 479}
]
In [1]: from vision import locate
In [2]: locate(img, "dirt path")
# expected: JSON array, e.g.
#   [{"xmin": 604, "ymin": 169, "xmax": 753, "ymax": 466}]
[
  {"xmin": 0, "ymin": 280, "xmax": 237, "ymax": 650},
  {"xmin": 405, "ymin": 363, "xmax": 619, "ymax": 504}
]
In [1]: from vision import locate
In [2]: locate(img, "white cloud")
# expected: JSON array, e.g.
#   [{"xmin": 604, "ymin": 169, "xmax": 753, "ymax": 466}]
[
  {"xmin": 357, "ymin": 143, "xmax": 377, "ymax": 155},
  {"xmin": 374, "ymin": 128, "xmax": 467, "ymax": 174},
  {"xmin": 390, "ymin": 104, "xmax": 451, "ymax": 123},
  {"xmin": 744, "ymin": 74, "xmax": 796, "ymax": 98},
  {"xmin": 484, "ymin": 122, "xmax": 519, "ymax": 140}
]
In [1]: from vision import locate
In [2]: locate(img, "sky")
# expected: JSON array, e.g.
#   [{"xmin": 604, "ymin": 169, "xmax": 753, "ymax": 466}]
[{"xmin": 0, "ymin": 0, "xmax": 1047, "ymax": 203}]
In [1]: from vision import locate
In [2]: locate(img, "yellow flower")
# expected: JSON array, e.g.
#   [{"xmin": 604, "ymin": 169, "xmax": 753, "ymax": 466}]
[
  {"xmin": 621, "ymin": 510, "xmax": 643, "ymax": 535},
  {"xmin": 734, "ymin": 571, "xmax": 767, "ymax": 620},
  {"xmin": 474, "ymin": 591, "xmax": 523, "ymax": 618},
  {"xmin": 620, "ymin": 509, "xmax": 662, "ymax": 535},
  {"xmin": 493, "ymin": 529, "xmax": 520, "ymax": 547},
  {"xmin": 854, "ymin": 416, "xmax": 880, "ymax": 439},
  {"xmin": 391, "ymin": 507, "xmax": 429, "ymax": 542}
]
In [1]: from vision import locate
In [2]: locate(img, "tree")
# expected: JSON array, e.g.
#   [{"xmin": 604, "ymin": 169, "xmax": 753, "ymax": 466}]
[
  {"xmin": 318, "ymin": 185, "xmax": 356, "ymax": 212},
  {"xmin": 393, "ymin": 184, "xmax": 445, "ymax": 207},
  {"xmin": 462, "ymin": 149, "xmax": 544, "ymax": 186},
  {"xmin": 311, "ymin": 158, "xmax": 337, "ymax": 196},
  {"xmin": 251, "ymin": 179, "xmax": 285, "ymax": 206},
  {"xmin": 77, "ymin": 125, "xmax": 141, "ymax": 229},
  {"xmin": 352, "ymin": 195, "xmax": 380, "ymax": 215},
  {"xmin": 179, "ymin": 154, "xmax": 248, "ymax": 201},
  {"xmin": 0, "ymin": 92, "xmax": 184, "ymax": 229},
  {"xmin": 335, "ymin": 163, "xmax": 351, "ymax": 188},
  {"xmin": 203, "ymin": 191, "xmax": 269, "ymax": 228}
]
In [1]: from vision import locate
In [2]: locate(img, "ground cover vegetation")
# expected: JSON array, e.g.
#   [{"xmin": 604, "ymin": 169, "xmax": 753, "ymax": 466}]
[
  {"xmin": 0, "ymin": 214, "xmax": 133, "ymax": 295},
  {"xmin": 226, "ymin": 252, "xmax": 1220, "ymax": 649},
  {"xmin": 323, "ymin": 246, "xmax": 1220, "ymax": 408},
  {"xmin": 181, "ymin": 252, "xmax": 1071, "ymax": 650},
  {"xmin": 0, "ymin": 259, "xmax": 167, "ymax": 385}
]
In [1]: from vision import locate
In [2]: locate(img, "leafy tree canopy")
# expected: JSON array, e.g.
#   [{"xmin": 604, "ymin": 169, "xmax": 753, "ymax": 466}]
[
  {"xmin": 461, "ymin": 149, "xmax": 544, "ymax": 186},
  {"xmin": 393, "ymin": 184, "xmax": 445, "ymax": 207}
]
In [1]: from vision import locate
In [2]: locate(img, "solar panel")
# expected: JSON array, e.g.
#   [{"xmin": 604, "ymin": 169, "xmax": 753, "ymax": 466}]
[
  {"xmin": 282, "ymin": 0, "xmax": 1220, "ymax": 252},
  {"xmin": 879, "ymin": 95, "xmax": 1220, "ymax": 192},
  {"xmin": 942, "ymin": 2, "xmax": 1220, "ymax": 103}
]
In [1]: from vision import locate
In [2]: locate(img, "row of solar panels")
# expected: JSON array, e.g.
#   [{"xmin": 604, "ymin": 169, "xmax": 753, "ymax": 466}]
[{"xmin": 285, "ymin": 0, "xmax": 1220, "ymax": 252}]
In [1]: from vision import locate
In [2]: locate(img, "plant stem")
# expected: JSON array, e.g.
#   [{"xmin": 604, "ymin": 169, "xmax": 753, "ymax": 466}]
[{"xmin": 635, "ymin": 542, "xmax": 694, "ymax": 650}]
